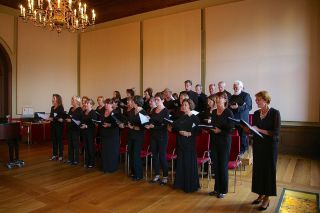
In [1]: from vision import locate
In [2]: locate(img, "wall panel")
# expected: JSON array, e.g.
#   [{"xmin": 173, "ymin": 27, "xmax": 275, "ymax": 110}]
[
  {"xmin": 143, "ymin": 10, "xmax": 201, "ymax": 94},
  {"xmin": 205, "ymin": 0, "xmax": 320, "ymax": 121},
  {"xmin": 80, "ymin": 22, "xmax": 140, "ymax": 99},
  {"xmin": 17, "ymin": 21, "xmax": 78, "ymax": 113}
]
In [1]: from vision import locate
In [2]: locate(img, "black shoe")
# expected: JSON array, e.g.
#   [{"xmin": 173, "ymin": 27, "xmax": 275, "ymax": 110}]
[
  {"xmin": 72, "ymin": 161, "xmax": 79, "ymax": 165},
  {"xmin": 133, "ymin": 177, "xmax": 142, "ymax": 181},
  {"xmin": 209, "ymin": 191, "xmax": 218, "ymax": 196},
  {"xmin": 6, "ymin": 161, "xmax": 15, "ymax": 169},
  {"xmin": 87, "ymin": 165, "xmax": 94, "ymax": 168},
  {"xmin": 217, "ymin": 193, "xmax": 226, "ymax": 199},
  {"xmin": 129, "ymin": 174, "xmax": 135, "ymax": 179},
  {"xmin": 49, "ymin": 156, "xmax": 57, "ymax": 161},
  {"xmin": 160, "ymin": 177, "xmax": 168, "ymax": 186},
  {"xmin": 251, "ymin": 199, "xmax": 263, "ymax": 205},
  {"xmin": 258, "ymin": 202, "xmax": 269, "ymax": 211}
]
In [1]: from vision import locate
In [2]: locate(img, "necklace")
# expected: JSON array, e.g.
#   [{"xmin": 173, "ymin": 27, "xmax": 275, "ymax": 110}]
[{"xmin": 260, "ymin": 106, "xmax": 269, "ymax": 119}]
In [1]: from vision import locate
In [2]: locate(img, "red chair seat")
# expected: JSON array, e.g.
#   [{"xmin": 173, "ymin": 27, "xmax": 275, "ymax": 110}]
[
  {"xmin": 119, "ymin": 146, "xmax": 127, "ymax": 154},
  {"xmin": 140, "ymin": 150, "xmax": 152, "ymax": 158},
  {"xmin": 197, "ymin": 157, "xmax": 210, "ymax": 165},
  {"xmin": 95, "ymin": 143, "xmax": 102, "ymax": 152},
  {"xmin": 166, "ymin": 154, "xmax": 177, "ymax": 160},
  {"xmin": 228, "ymin": 160, "xmax": 241, "ymax": 169}
]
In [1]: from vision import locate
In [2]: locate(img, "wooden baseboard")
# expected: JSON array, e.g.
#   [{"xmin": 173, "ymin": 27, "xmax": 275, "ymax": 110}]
[{"xmin": 279, "ymin": 122, "xmax": 320, "ymax": 158}]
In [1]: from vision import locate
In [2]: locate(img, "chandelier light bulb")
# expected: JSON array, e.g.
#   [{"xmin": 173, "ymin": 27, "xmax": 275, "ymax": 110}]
[{"xmin": 19, "ymin": 0, "xmax": 96, "ymax": 34}]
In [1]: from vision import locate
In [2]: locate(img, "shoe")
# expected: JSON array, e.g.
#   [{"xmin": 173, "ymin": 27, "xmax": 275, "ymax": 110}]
[
  {"xmin": 160, "ymin": 177, "xmax": 168, "ymax": 186},
  {"xmin": 65, "ymin": 160, "xmax": 73, "ymax": 164},
  {"xmin": 258, "ymin": 201, "xmax": 269, "ymax": 211},
  {"xmin": 133, "ymin": 177, "xmax": 142, "ymax": 181},
  {"xmin": 252, "ymin": 199, "xmax": 263, "ymax": 205},
  {"xmin": 258, "ymin": 204, "xmax": 269, "ymax": 211},
  {"xmin": 209, "ymin": 191, "xmax": 218, "ymax": 196},
  {"xmin": 72, "ymin": 161, "xmax": 79, "ymax": 165},
  {"xmin": 150, "ymin": 175, "xmax": 160, "ymax": 183},
  {"xmin": 217, "ymin": 193, "xmax": 226, "ymax": 199},
  {"xmin": 58, "ymin": 157, "xmax": 63, "ymax": 161},
  {"xmin": 129, "ymin": 173, "xmax": 135, "ymax": 179},
  {"xmin": 87, "ymin": 165, "xmax": 94, "ymax": 168},
  {"xmin": 6, "ymin": 161, "xmax": 15, "ymax": 169},
  {"xmin": 49, "ymin": 156, "xmax": 57, "ymax": 161}
]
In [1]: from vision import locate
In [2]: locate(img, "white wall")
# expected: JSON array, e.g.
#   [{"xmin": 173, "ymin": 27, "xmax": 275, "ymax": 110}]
[
  {"xmin": 80, "ymin": 22, "xmax": 140, "ymax": 100},
  {"xmin": 143, "ymin": 10, "xmax": 201, "ymax": 94},
  {"xmin": 205, "ymin": 0, "xmax": 320, "ymax": 121},
  {"xmin": 1, "ymin": 0, "xmax": 319, "ymax": 121},
  {"xmin": 17, "ymin": 20, "xmax": 78, "ymax": 113}
]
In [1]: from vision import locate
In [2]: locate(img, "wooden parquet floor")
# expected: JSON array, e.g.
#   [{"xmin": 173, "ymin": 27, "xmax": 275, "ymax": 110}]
[{"xmin": 0, "ymin": 143, "xmax": 319, "ymax": 213}]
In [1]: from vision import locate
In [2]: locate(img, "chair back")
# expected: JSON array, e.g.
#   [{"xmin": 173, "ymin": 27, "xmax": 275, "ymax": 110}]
[
  {"xmin": 231, "ymin": 129, "xmax": 239, "ymax": 136},
  {"xmin": 229, "ymin": 135, "xmax": 240, "ymax": 161},
  {"xmin": 167, "ymin": 131, "xmax": 177, "ymax": 154},
  {"xmin": 249, "ymin": 114, "xmax": 253, "ymax": 126},
  {"xmin": 120, "ymin": 127, "xmax": 129, "ymax": 147},
  {"xmin": 196, "ymin": 130, "xmax": 210, "ymax": 158},
  {"xmin": 142, "ymin": 129, "xmax": 151, "ymax": 151}
]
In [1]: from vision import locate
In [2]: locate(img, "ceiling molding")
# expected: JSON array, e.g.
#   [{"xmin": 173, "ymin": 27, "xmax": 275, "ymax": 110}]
[{"xmin": 86, "ymin": 0, "xmax": 242, "ymax": 32}]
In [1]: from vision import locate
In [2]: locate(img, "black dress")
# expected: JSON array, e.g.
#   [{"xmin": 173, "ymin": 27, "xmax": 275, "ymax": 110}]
[
  {"xmin": 173, "ymin": 114, "xmax": 200, "ymax": 193},
  {"xmin": 252, "ymin": 108, "xmax": 281, "ymax": 196},
  {"xmin": 50, "ymin": 105, "xmax": 65, "ymax": 157},
  {"xmin": 211, "ymin": 108, "xmax": 234, "ymax": 194},
  {"xmin": 100, "ymin": 111, "xmax": 120, "ymax": 173}
]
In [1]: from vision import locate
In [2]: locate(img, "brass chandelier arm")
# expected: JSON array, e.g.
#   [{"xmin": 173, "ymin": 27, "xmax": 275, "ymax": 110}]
[{"xmin": 19, "ymin": 0, "xmax": 96, "ymax": 34}]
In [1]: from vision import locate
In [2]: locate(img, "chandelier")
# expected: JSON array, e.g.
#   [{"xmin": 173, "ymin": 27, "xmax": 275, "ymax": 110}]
[{"xmin": 19, "ymin": 0, "xmax": 96, "ymax": 34}]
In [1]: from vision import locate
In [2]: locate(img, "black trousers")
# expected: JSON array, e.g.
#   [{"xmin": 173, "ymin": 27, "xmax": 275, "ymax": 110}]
[
  {"xmin": 83, "ymin": 128, "xmax": 95, "ymax": 166},
  {"xmin": 7, "ymin": 139, "xmax": 19, "ymax": 161},
  {"xmin": 150, "ymin": 131, "xmax": 168, "ymax": 177},
  {"xmin": 51, "ymin": 125, "xmax": 64, "ymax": 157},
  {"xmin": 128, "ymin": 130, "xmax": 144, "ymax": 179},
  {"xmin": 236, "ymin": 125, "xmax": 248, "ymax": 153},
  {"xmin": 68, "ymin": 130, "xmax": 80, "ymax": 162},
  {"xmin": 213, "ymin": 139, "xmax": 231, "ymax": 194}
]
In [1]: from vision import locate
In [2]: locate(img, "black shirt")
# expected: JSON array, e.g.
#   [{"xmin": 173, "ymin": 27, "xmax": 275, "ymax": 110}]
[
  {"xmin": 50, "ymin": 105, "xmax": 65, "ymax": 128},
  {"xmin": 67, "ymin": 106, "xmax": 83, "ymax": 131}
]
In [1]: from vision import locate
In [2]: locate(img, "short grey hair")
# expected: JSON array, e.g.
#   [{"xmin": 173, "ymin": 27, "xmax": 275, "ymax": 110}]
[
  {"xmin": 234, "ymin": 80, "xmax": 244, "ymax": 89},
  {"xmin": 218, "ymin": 81, "xmax": 226, "ymax": 86}
]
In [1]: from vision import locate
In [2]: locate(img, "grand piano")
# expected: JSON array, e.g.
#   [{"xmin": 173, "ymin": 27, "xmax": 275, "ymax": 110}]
[
  {"xmin": 0, "ymin": 121, "xmax": 20, "ymax": 141},
  {"xmin": 0, "ymin": 120, "xmax": 24, "ymax": 168}
]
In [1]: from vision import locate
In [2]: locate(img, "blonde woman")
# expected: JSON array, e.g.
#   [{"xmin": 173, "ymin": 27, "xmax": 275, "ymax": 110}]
[
  {"xmin": 65, "ymin": 96, "xmax": 83, "ymax": 165},
  {"xmin": 251, "ymin": 91, "xmax": 281, "ymax": 211}
]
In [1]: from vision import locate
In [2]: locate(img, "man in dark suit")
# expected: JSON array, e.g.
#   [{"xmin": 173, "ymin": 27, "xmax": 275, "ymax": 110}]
[
  {"xmin": 195, "ymin": 84, "xmax": 207, "ymax": 112},
  {"xmin": 181, "ymin": 80, "xmax": 198, "ymax": 108},
  {"xmin": 229, "ymin": 80, "xmax": 252, "ymax": 154}
]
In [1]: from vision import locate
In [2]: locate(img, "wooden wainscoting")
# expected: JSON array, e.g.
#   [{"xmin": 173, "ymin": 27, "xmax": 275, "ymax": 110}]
[{"xmin": 279, "ymin": 122, "xmax": 320, "ymax": 158}]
